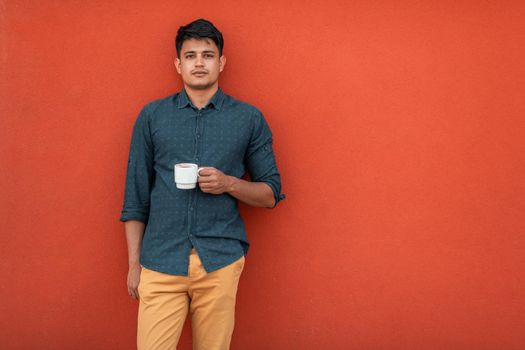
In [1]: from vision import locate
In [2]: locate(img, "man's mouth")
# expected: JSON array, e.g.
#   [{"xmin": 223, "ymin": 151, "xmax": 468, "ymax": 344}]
[{"xmin": 192, "ymin": 71, "xmax": 207, "ymax": 76}]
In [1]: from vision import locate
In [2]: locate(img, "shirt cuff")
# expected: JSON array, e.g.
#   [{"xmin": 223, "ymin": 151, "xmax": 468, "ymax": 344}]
[
  {"xmin": 270, "ymin": 193, "xmax": 286, "ymax": 209},
  {"xmin": 120, "ymin": 208, "xmax": 149, "ymax": 223}
]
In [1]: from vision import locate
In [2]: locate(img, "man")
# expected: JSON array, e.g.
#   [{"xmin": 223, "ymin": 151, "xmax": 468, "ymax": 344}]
[{"xmin": 120, "ymin": 18, "xmax": 285, "ymax": 350}]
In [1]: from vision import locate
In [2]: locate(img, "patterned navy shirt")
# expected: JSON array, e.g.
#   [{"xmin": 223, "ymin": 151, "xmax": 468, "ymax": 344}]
[{"xmin": 120, "ymin": 87, "xmax": 285, "ymax": 276}]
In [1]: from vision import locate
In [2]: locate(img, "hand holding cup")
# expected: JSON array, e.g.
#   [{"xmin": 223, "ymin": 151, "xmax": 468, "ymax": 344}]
[{"xmin": 197, "ymin": 167, "xmax": 233, "ymax": 195}]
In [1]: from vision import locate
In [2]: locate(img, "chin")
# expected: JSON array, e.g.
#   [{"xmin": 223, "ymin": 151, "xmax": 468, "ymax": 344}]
[{"xmin": 186, "ymin": 81, "xmax": 216, "ymax": 90}]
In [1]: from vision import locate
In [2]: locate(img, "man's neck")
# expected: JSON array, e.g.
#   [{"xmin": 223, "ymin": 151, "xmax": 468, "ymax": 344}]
[{"xmin": 184, "ymin": 84, "xmax": 219, "ymax": 110}]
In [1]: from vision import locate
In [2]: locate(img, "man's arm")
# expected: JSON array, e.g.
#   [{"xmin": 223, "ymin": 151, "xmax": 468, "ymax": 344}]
[
  {"xmin": 227, "ymin": 176, "xmax": 275, "ymax": 208},
  {"xmin": 120, "ymin": 106, "xmax": 154, "ymax": 300},
  {"xmin": 198, "ymin": 167, "xmax": 275, "ymax": 208},
  {"xmin": 125, "ymin": 220, "xmax": 145, "ymax": 300}
]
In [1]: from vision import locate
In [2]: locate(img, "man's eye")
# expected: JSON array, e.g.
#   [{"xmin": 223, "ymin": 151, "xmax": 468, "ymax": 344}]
[
  {"xmin": 204, "ymin": 54, "xmax": 214, "ymax": 58},
  {"xmin": 185, "ymin": 55, "xmax": 194, "ymax": 59}
]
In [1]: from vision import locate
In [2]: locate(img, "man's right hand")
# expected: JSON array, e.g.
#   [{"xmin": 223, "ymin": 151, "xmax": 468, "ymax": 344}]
[{"xmin": 127, "ymin": 263, "xmax": 142, "ymax": 300}]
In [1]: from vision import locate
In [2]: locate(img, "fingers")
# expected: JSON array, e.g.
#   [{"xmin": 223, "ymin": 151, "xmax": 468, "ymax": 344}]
[
  {"xmin": 127, "ymin": 267, "xmax": 141, "ymax": 300},
  {"xmin": 129, "ymin": 287, "xmax": 139, "ymax": 300},
  {"xmin": 198, "ymin": 180, "xmax": 218, "ymax": 188},
  {"xmin": 196, "ymin": 167, "xmax": 226, "ymax": 194},
  {"xmin": 198, "ymin": 181, "xmax": 222, "ymax": 193},
  {"xmin": 198, "ymin": 170, "xmax": 222, "ymax": 185},
  {"xmin": 198, "ymin": 167, "xmax": 216, "ymax": 177},
  {"xmin": 198, "ymin": 176, "xmax": 214, "ymax": 183}
]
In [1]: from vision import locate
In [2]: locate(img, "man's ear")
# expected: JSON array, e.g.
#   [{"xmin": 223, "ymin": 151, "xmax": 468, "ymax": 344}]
[
  {"xmin": 174, "ymin": 57, "xmax": 182, "ymax": 74},
  {"xmin": 219, "ymin": 55, "xmax": 226, "ymax": 72}
]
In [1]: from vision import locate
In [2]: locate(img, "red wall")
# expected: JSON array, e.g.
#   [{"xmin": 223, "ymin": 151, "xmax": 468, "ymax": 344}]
[{"xmin": 1, "ymin": 1, "xmax": 524, "ymax": 349}]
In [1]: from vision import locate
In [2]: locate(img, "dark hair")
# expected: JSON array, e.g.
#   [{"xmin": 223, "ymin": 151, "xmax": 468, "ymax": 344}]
[{"xmin": 175, "ymin": 18, "xmax": 224, "ymax": 58}]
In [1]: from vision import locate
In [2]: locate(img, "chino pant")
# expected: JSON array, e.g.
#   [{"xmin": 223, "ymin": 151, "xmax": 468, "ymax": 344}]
[{"xmin": 137, "ymin": 248, "xmax": 245, "ymax": 350}]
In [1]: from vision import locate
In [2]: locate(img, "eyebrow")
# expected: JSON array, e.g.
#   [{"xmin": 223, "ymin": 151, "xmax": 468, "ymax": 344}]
[{"xmin": 183, "ymin": 50, "xmax": 216, "ymax": 55}]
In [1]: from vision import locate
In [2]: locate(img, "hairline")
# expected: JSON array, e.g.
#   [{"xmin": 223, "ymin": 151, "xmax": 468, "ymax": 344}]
[{"xmin": 179, "ymin": 39, "xmax": 221, "ymax": 56}]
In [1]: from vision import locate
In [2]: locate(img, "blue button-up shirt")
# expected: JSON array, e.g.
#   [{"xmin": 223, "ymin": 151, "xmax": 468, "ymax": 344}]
[{"xmin": 120, "ymin": 87, "xmax": 285, "ymax": 276}]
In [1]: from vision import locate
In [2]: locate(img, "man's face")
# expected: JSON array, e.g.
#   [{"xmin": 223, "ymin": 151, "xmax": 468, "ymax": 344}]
[{"xmin": 175, "ymin": 38, "xmax": 226, "ymax": 91}]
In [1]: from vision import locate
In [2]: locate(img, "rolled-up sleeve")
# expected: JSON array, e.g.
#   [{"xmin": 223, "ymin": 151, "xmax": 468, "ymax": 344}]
[
  {"xmin": 244, "ymin": 109, "xmax": 286, "ymax": 208},
  {"xmin": 120, "ymin": 106, "xmax": 155, "ymax": 223}
]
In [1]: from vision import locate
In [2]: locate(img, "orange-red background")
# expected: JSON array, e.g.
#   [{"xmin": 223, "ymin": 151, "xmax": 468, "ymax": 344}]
[{"xmin": 1, "ymin": 1, "xmax": 524, "ymax": 349}]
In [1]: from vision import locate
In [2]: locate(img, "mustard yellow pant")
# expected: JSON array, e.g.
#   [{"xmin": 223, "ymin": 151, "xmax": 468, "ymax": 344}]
[{"xmin": 137, "ymin": 248, "xmax": 245, "ymax": 350}]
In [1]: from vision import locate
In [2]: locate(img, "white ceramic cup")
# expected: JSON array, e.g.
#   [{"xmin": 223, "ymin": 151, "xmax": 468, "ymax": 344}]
[{"xmin": 174, "ymin": 163, "xmax": 205, "ymax": 189}]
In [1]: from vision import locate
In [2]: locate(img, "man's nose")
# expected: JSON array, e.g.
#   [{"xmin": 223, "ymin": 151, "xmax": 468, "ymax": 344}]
[{"xmin": 195, "ymin": 55, "xmax": 204, "ymax": 66}]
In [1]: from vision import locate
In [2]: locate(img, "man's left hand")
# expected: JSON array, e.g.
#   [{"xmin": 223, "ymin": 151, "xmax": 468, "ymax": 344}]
[{"xmin": 198, "ymin": 167, "xmax": 234, "ymax": 195}]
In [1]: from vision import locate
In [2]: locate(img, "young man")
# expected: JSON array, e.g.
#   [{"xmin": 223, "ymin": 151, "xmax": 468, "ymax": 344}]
[{"xmin": 120, "ymin": 18, "xmax": 285, "ymax": 350}]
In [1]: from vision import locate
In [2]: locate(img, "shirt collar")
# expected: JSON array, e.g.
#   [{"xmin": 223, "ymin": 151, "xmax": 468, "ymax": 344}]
[{"xmin": 176, "ymin": 87, "xmax": 225, "ymax": 111}]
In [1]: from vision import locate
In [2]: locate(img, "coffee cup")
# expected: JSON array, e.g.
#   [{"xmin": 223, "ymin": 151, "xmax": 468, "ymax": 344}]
[{"xmin": 174, "ymin": 163, "xmax": 205, "ymax": 189}]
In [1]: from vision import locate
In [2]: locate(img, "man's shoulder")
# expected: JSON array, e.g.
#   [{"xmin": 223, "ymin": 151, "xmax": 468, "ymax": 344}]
[
  {"xmin": 222, "ymin": 92, "xmax": 263, "ymax": 117},
  {"xmin": 141, "ymin": 93, "xmax": 179, "ymax": 115}
]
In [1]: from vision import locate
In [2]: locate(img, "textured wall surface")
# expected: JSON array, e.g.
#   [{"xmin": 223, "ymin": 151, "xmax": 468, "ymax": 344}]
[{"xmin": 1, "ymin": 1, "xmax": 524, "ymax": 349}]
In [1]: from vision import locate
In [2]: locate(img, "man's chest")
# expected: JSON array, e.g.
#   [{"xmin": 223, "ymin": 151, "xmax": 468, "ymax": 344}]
[{"xmin": 149, "ymin": 112, "xmax": 252, "ymax": 164}]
